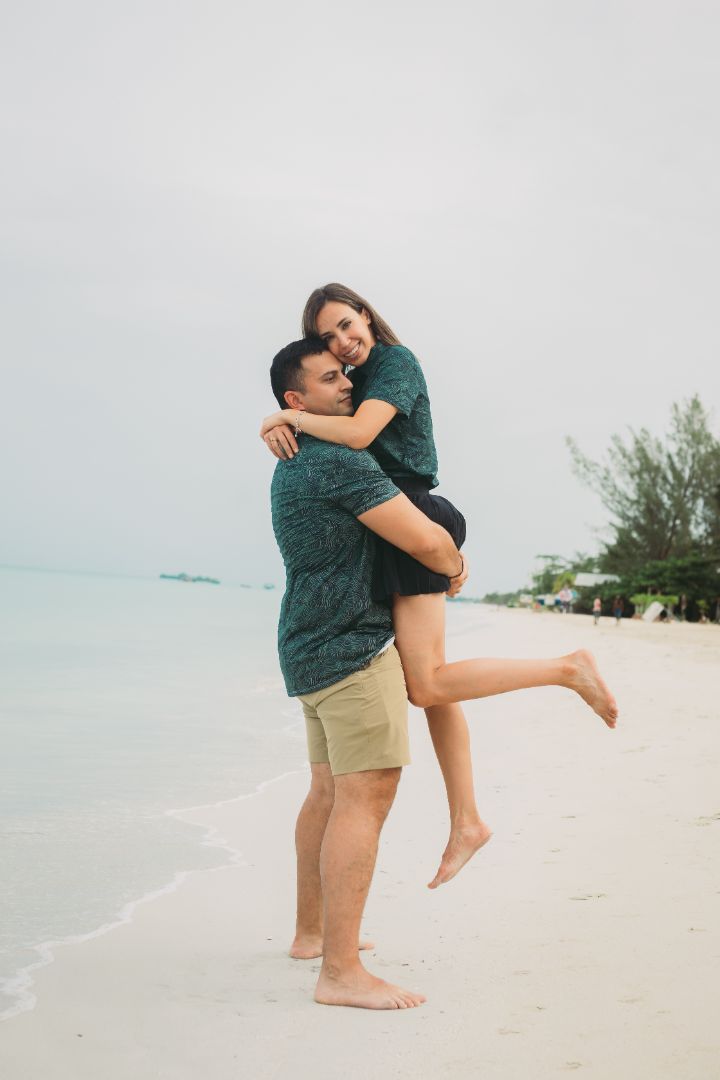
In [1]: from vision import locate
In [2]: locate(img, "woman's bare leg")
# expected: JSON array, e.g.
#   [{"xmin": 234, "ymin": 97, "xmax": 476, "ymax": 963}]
[
  {"xmin": 392, "ymin": 591, "xmax": 618, "ymax": 885},
  {"xmin": 394, "ymin": 594, "xmax": 492, "ymax": 888},
  {"xmin": 393, "ymin": 594, "xmax": 618, "ymax": 725},
  {"xmin": 424, "ymin": 702, "xmax": 492, "ymax": 888}
]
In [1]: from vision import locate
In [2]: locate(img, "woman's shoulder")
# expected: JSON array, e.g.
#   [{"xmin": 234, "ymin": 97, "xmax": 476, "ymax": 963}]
[
  {"xmin": 377, "ymin": 342, "xmax": 417, "ymax": 361},
  {"xmin": 374, "ymin": 342, "xmax": 421, "ymax": 370}
]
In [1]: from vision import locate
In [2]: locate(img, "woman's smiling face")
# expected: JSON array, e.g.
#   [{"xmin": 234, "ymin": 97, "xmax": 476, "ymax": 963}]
[{"xmin": 315, "ymin": 302, "xmax": 376, "ymax": 367}]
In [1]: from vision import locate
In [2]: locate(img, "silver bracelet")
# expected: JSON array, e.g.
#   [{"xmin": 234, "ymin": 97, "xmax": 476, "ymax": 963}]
[{"xmin": 294, "ymin": 412, "xmax": 303, "ymax": 438}]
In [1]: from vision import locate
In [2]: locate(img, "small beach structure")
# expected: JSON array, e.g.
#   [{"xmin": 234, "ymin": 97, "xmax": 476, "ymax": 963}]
[
  {"xmin": 573, "ymin": 572, "xmax": 620, "ymax": 588},
  {"xmin": 642, "ymin": 600, "xmax": 668, "ymax": 622}
]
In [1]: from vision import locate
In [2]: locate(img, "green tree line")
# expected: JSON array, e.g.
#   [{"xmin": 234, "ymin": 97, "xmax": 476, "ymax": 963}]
[
  {"xmin": 567, "ymin": 395, "xmax": 720, "ymax": 620},
  {"xmin": 483, "ymin": 396, "xmax": 720, "ymax": 620}
]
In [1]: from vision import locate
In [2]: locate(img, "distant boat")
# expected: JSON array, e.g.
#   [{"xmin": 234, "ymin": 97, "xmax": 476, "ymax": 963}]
[
  {"xmin": 262, "ymin": 583, "xmax": 276, "ymax": 590},
  {"xmin": 159, "ymin": 573, "xmax": 220, "ymax": 585}
]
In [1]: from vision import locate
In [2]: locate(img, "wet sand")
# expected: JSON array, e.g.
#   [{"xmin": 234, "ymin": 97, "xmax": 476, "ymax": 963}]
[{"xmin": 1, "ymin": 608, "xmax": 718, "ymax": 1079}]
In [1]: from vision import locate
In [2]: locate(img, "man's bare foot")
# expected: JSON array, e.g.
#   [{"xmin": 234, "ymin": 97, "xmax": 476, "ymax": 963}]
[
  {"xmin": 566, "ymin": 649, "xmax": 618, "ymax": 728},
  {"xmin": 289, "ymin": 935, "xmax": 374, "ymax": 960},
  {"xmin": 427, "ymin": 821, "xmax": 493, "ymax": 889},
  {"xmin": 315, "ymin": 965, "xmax": 425, "ymax": 1009}
]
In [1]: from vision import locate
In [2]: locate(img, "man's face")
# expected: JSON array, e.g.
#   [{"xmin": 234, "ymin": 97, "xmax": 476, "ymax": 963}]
[{"xmin": 291, "ymin": 352, "xmax": 354, "ymax": 416}]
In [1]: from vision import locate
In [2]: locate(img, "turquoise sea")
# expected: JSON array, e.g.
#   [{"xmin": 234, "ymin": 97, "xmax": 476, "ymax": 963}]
[{"xmin": 0, "ymin": 568, "xmax": 303, "ymax": 1019}]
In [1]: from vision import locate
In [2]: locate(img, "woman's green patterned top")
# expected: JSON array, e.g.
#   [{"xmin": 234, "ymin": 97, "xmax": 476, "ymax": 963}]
[
  {"xmin": 271, "ymin": 437, "xmax": 398, "ymax": 696},
  {"xmin": 350, "ymin": 342, "xmax": 439, "ymax": 488}
]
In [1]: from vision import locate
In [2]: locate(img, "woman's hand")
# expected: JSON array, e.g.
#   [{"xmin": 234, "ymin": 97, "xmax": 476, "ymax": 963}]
[
  {"xmin": 262, "ymin": 424, "xmax": 298, "ymax": 460},
  {"xmin": 260, "ymin": 410, "xmax": 299, "ymax": 460},
  {"xmin": 260, "ymin": 410, "xmax": 296, "ymax": 437}
]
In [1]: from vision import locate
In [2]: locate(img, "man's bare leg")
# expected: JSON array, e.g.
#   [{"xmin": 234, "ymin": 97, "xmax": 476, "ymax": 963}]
[
  {"xmin": 315, "ymin": 767, "xmax": 426, "ymax": 1009},
  {"xmin": 424, "ymin": 703, "xmax": 492, "ymax": 890},
  {"xmin": 290, "ymin": 763, "xmax": 374, "ymax": 959}
]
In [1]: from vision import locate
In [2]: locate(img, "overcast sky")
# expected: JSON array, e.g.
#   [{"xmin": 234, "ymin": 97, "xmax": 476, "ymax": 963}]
[{"xmin": 2, "ymin": 1, "xmax": 719, "ymax": 595}]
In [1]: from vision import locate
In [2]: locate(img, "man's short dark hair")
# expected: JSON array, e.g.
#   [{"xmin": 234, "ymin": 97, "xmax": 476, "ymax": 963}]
[{"xmin": 270, "ymin": 337, "xmax": 326, "ymax": 409}]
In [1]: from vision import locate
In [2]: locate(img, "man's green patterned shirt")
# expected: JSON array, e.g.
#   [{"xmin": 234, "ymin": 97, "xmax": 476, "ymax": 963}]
[{"xmin": 271, "ymin": 437, "xmax": 399, "ymax": 696}]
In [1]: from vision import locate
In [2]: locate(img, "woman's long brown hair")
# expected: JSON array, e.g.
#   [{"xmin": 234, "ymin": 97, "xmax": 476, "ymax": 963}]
[{"xmin": 301, "ymin": 283, "xmax": 402, "ymax": 347}]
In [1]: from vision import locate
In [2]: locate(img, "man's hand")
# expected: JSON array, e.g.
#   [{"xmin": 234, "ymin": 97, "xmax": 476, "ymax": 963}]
[
  {"xmin": 447, "ymin": 554, "xmax": 469, "ymax": 598},
  {"xmin": 358, "ymin": 495, "xmax": 462, "ymax": 578},
  {"xmin": 262, "ymin": 424, "xmax": 298, "ymax": 460}
]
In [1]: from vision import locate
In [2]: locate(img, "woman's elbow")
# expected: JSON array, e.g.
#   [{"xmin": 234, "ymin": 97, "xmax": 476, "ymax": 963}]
[
  {"xmin": 347, "ymin": 431, "xmax": 373, "ymax": 450},
  {"xmin": 410, "ymin": 535, "xmax": 443, "ymax": 564}
]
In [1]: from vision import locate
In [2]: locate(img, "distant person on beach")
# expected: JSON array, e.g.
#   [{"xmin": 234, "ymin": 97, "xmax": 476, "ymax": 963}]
[
  {"xmin": 613, "ymin": 597, "xmax": 624, "ymax": 625},
  {"xmin": 267, "ymin": 338, "xmax": 618, "ymax": 1010},
  {"xmin": 264, "ymin": 286, "xmax": 618, "ymax": 888},
  {"xmin": 559, "ymin": 586, "xmax": 573, "ymax": 614},
  {"xmin": 593, "ymin": 597, "xmax": 602, "ymax": 625}
]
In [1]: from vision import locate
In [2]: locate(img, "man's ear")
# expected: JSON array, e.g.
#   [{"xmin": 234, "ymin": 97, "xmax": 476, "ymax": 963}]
[{"xmin": 284, "ymin": 390, "xmax": 305, "ymax": 410}]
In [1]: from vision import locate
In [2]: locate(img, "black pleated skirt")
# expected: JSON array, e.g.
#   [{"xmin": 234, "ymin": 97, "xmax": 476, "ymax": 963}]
[{"xmin": 373, "ymin": 477, "xmax": 467, "ymax": 601}]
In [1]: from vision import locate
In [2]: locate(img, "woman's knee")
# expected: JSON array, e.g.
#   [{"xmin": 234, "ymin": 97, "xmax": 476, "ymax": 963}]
[
  {"xmin": 405, "ymin": 674, "xmax": 436, "ymax": 710},
  {"xmin": 394, "ymin": 639, "xmax": 445, "ymax": 710}
]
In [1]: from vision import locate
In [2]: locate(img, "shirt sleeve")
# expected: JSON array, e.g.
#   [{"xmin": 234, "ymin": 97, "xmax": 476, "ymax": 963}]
[
  {"xmin": 361, "ymin": 346, "xmax": 424, "ymax": 417},
  {"xmin": 318, "ymin": 446, "xmax": 399, "ymax": 517}
]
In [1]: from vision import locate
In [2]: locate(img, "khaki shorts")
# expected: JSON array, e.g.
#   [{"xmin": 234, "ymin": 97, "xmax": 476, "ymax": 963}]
[{"xmin": 299, "ymin": 645, "xmax": 410, "ymax": 776}]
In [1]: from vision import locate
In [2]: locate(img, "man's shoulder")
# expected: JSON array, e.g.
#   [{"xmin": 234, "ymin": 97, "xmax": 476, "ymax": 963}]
[
  {"xmin": 286, "ymin": 437, "xmax": 380, "ymax": 471},
  {"xmin": 271, "ymin": 439, "xmax": 382, "ymax": 495}
]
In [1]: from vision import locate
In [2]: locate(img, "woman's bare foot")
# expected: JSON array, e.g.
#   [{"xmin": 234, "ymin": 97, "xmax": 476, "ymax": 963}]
[
  {"xmin": 315, "ymin": 964, "xmax": 425, "ymax": 1009},
  {"xmin": 427, "ymin": 821, "xmax": 493, "ymax": 889},
  {"xmin": 566, "ymin": 649, "xmax": 618, "ymax": 728},
  {"xmin": 289, "ymin": 935, "xmax": 374, "ymax": 960}
]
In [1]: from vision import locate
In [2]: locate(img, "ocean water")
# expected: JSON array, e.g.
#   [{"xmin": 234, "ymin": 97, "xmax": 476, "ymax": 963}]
[{"xmin": 0, "ymin": 568, "xmax": 304, "ymax": 1019}]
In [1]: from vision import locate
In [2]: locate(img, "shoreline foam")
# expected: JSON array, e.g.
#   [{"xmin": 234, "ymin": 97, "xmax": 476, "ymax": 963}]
[{"xmin": 0, "ymin": 766, "xmax": 308, "ymax": 1023}]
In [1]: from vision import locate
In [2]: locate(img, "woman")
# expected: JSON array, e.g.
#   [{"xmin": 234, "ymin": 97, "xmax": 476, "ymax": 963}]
[{"xmin": 261, "ymin": 283, "xmax": 618, "ymax": 888}]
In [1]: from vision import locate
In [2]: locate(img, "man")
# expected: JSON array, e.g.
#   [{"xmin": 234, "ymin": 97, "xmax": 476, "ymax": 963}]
[{"xmin": 268, "ymin": 338, "xmax": 465, "ymax": 1010}]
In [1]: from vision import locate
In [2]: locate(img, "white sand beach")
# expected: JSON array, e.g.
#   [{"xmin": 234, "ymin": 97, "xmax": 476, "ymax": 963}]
[{"xmin": 1, "ymin": 608, "xmax": 718, "ymax": 1079}]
